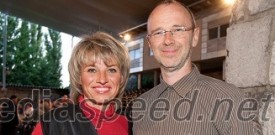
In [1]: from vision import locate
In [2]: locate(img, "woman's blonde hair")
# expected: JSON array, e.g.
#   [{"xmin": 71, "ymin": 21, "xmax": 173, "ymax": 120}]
[{"xmin": 68, "ymin": 31, "xmax": 130, "ymax": 104}]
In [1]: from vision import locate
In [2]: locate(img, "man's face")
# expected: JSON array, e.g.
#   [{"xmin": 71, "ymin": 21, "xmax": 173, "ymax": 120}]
[{"xmin": 147, "ymin": 3, "xmax": 199, "ymax": 72}]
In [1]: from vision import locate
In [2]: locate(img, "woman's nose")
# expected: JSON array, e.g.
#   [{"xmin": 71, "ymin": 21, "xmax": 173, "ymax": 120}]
[{"xmin": 96, "ymin": 72, "xmax": 108, "ymax": 84}]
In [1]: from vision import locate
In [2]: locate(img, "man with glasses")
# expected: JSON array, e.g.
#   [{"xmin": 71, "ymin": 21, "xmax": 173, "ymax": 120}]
[{"xmin": 131, "ymin": 0, "xmax": 262, "ymax": 134}]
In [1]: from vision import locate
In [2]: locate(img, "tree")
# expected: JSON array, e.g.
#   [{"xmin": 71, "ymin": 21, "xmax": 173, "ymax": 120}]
[
  {"xmin": 40, "ymin": 29, "xmax": 62, "ymax": 87},
  {"xmin": 0, "ymin": 14, "xmax": 22, "ymax": 84},
  {"xmin": 0, "ymin": 12, "xmax": 62, "ymax": 88},
  {"xmin": 7, "ymin": 21, "xmax": 43, "ymax": 85}
]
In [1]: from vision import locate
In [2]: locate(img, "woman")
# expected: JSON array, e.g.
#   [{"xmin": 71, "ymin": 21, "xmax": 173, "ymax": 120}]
[{"xmin": 32, "ymin": 31, "xmax": 130, "ymax": 135}]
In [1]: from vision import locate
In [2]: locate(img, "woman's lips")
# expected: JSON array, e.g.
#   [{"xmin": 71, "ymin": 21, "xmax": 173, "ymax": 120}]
[{"xmin": 93, "ymin": 86, "xmax": 111, "ymax": 94}]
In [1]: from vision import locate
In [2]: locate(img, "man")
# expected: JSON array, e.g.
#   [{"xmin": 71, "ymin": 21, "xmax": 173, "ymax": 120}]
[{"xmin": 131, "ymin": 0, "xmax": 262, "ymax": 134}]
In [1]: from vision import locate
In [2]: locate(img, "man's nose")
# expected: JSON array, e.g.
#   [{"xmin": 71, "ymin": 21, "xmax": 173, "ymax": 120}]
[{"xmin": 163, "ymin": 31, "xmax": 174, "ymax": 45}]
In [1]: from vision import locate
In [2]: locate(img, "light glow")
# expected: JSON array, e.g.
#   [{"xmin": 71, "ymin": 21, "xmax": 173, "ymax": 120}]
[
  {"xmin": 224, "ymin": 0, "xmax": 235, "ymax": 5},
  {"xmin": 123, "ymin": 33, "xmax": 131, "ymax": 41}
]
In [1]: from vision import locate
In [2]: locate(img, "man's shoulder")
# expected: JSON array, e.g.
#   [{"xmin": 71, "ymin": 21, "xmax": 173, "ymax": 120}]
[
  {"xmin": 198, "ymin": 75, "xmax": 238, "ymax": 89},
  {"xmin": 197, "ymin": 74, "xmax": 244, "ymax": 97}
]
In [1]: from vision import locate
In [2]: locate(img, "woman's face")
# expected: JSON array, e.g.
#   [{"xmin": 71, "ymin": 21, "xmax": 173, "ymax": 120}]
[{"xmin": 80, "ymin": 59, "xmax": 123, "ymax": 109}]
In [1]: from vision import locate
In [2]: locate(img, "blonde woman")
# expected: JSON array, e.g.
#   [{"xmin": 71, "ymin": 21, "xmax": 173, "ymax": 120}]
[{"xmin": 32, "ymin": 31, "xmax": 130, "ymax": 135}]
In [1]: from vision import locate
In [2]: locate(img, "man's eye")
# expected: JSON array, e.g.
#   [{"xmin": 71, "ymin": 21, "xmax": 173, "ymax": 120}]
[
  {"xmin": 87, "ymin": 68, "xmax": 96, "ymax": 73},
  {"xmin": 153, "ymin": 31, "xmax": 164, "ymax": 36},
  {"xmin": 173, "ymin": 28, "xmax": 184, "ymax": 32},
  {"xmin": 108, "ymin": 68, "xmax": 117, "ymax": 73}
]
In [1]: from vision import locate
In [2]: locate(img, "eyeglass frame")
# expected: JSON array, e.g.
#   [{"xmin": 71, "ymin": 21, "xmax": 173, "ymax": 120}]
[{"xmin": 146, "ymin": 26, "xmax": 195, "ymax": 41}]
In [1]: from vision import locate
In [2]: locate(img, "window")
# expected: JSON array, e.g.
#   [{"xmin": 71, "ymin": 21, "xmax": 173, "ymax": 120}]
[
  {"xmin": 208, "ymin": 23, "xmax": 229, "ymax": 40},
  {"xmin": 220, "ymin": 23, "xmax": 229, "ymax": 37},
  {"xmin": 129, "ymin": 48, "xmax": 141, "ymax": 60},
  {"xmin": 129, "ymin": 47, "xmax": 142, "ymax": 68},
  {"xmin": 125, "ymin": 38, "xmax": 144, "ymax": 73},
  {"xmin": 126, "ymin": 74, "xmax": 138, "ymax": 90},
  {"xmin": 141, "ymin": 72, "xmax": 154, "ymax": 89},
  {"xmin": 209, "ymin": 27, "xmax": 218, "ymax": 40}
]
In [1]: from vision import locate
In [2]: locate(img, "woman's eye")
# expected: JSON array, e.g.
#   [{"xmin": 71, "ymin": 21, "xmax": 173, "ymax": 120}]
[
  {"xmin": 87, "ymin": 68, "xmax": 96, "ymax": 73},
  {"xmin": 108, "ymin": 68, "xmax": 117, "ymax": 73}
]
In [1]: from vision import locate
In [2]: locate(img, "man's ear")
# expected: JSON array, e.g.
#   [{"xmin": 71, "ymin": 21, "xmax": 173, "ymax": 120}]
[{"xmin": 192, "ymin": 27, "xmax": 200, "ymax": 47}]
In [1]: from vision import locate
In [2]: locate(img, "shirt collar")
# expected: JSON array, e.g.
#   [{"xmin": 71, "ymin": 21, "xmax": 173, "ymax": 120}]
[{"xmin": 158, "ymin": 64, "xmax": 200, "ymax": 97}]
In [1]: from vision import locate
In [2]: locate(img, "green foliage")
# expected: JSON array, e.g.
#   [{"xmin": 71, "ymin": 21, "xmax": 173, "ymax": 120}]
[
  {"xmin": 40, "ymin": 29, "xmax": 62, "ymax": 87},
  {"xmin": 0, "ymin": 12, "xmax": 62, "ymax": 88}
]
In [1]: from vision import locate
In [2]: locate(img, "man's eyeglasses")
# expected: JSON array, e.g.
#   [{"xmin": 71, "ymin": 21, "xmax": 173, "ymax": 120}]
[{"xmin": 147, "ymin": 26, "xmax": 194, "ymax": 42}]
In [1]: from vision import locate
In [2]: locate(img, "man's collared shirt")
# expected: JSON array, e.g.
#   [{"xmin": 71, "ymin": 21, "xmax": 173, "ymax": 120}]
[{"xmin": 132, "ymin": 66, "xmax": 262, "ymax": 135}]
